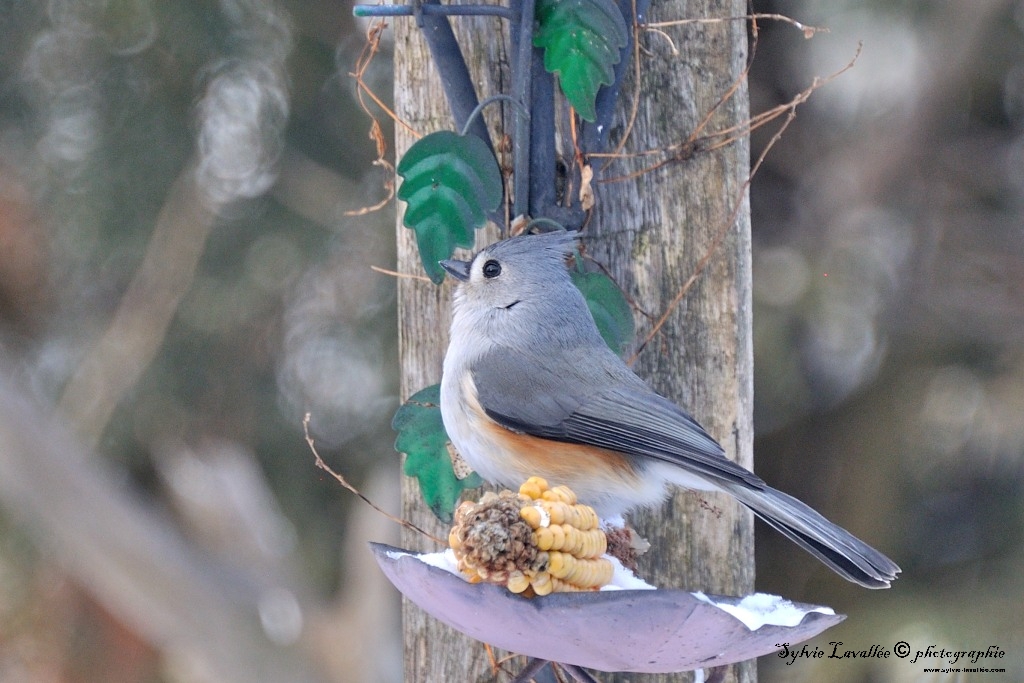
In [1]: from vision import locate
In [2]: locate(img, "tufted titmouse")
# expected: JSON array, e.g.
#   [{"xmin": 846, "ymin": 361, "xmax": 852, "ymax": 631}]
[{"xmin": 439, "ymin": 230, "xmax": 900, "ymax": 588}]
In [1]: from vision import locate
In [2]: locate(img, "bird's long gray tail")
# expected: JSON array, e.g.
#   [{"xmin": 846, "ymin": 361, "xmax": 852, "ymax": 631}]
[{"xmin": 721, "ymin": 482, "xmax": 901, "ymax": 589}]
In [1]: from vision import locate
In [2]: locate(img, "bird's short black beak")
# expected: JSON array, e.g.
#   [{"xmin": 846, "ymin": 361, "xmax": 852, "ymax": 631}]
[{"xmin": 440, "ymin": 258, "xmax": 472, "ymax": 282}]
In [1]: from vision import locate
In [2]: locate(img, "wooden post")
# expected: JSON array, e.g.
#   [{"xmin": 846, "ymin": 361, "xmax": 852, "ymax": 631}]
[
  {"xmin": 589, "ymin": 0, "xmax": 755, "ymax": 679},
  {"xmin": 393, "ymin": 0, "xmax": 753, "ymax": 680},
  {"xmin": 393, "ymin": 9, "xmax": 509, "ymax": 681}
]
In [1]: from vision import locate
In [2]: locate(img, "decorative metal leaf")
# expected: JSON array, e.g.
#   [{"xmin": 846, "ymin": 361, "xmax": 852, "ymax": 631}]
[
  {"xmin": 392, "ymin": 383, "xmax": 483, "ymax": 522},
  {"xmin": 534, "ymin": 0, "xmax": 629, "ymax": 121},
  {"xmin": 396, "ymin": 131, "xmax": 503, "ymax": 284},
  {"xmin": 571, "ymin": 270, "xmax": 634, "ymax": 355}
]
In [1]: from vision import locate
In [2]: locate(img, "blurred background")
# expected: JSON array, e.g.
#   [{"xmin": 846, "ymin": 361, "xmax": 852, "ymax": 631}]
[{"xmin": 0, "ymin": 1, "xmax": 1020, "ymax": 682}]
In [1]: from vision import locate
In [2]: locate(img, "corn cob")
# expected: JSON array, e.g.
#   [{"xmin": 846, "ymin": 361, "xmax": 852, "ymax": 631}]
[{"xmin": 448, "ymin": 477, "xmax": 614, "ymax": 595}]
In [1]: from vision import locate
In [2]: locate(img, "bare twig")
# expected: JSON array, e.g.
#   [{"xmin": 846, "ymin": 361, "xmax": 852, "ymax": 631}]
[
  {"xmin": 370, "ymin": 265, "xmax": 433, "ymax": 282},
  {"xmin": 600, "ymin": 9, "xmax": 824, "ymax": 174},
  {"xmin": 643, "ymin": 26, "xmax": 679, "ymax": 55},
  {"xmin": 597, "ymin": 41, "xmax": 861, "ymax": 183},
  {"xmin": 345, "ymin": 19, "xmax": 406, "ymax": 216},
  {"xmin": 701, "ymin": 42, "xmax": 863, "ymax": 155},
  {"xmin": 643, "ymin": 12, "xmax": 829, "ymax": 39},
  {"xmin": 350, "ymin": 20, "xmax": 418, "ymax": 139},
  {"xmin": 303, "ymin": 413, "xmax": 442, "ymax": 544}
]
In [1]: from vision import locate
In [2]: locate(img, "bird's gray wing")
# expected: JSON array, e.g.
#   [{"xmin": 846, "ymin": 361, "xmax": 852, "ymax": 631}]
[
  {"xmin": 471, "ymin": 348, "xmax": 901, "ymax": 588},
  {"xmin": 470, "ymin": 348, "xmax": 764, "ymax": 490}
]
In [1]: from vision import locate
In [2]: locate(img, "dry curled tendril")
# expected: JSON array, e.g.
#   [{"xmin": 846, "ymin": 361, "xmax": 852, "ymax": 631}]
[{"xmin": 449, "ymin": 477, "xmax": 630, "ymax": 596}]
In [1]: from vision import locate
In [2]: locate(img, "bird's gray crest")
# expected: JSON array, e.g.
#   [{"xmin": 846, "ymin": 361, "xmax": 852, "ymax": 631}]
[
  {"xmin": 478, "ymin": 229, "xmax": 579, "ymax": 266},
  {"xmin": 439, "ymin": 230, "xmax": 579, "ymax": 283}
]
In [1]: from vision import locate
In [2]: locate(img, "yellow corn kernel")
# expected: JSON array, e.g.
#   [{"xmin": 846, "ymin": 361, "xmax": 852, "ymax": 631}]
[
  {"xmin": 556, "ymin": 524, "xmax": 578, "ymax": 555},
  {"xmin": 565, "ymin": 560, "xmax": 589, "ymax": 585},
  {"xmin": 507, "ymin": 572, "xmax": 531, "ymax": 594},
  {"xmin": 519, "ymin": 504, "xmax": 545, "ymax": 529},
  {"xmin": 557, "ymin": 526, "xmax": 607, "ymax": 559},
  {"xmin": 541, "ymin": 487, "xmax": 565, "ymax": 504},
  {"xmin": 559, "ymin": 524, "xmax": 577, "ymax": 553},
  {"xmin": 577, "ymin": 560, "xmax": 611, "ymax": 588},
  {"xmin": 539, "ymin": 500, "xmax": 600, "ymax": 531},
  {"xmin": 547, "ymin": 485, "xmax": 577, "ymax": 504},
  {"xmin": 545, "ymin": 550, "xmax": 613, "ymax": 589},
  {"xmin": 576, "ymin": 505, "xmax": 600, "ymax": 530},
  {"xmin": 594, "ymin": 560, "xmax": 614, "ymax": 586},
  {"xmin": 552, "ymin": 575, "xmax": 597, "ymax": 593},
  {"xmin": 549, "ymin": 523, "xmax": 565, "ymax": 551},
  {"xmin": 544, "ymin": 500, "xmax": 565, "ymax": 525},
  {"xmin": 535, "ymin": 526, "xmax": 554, "ymax": 551},
  {"xmin": 531, "ymin": 571, "xmax": 553, "ymax": 596},
  {"xmin": 547, "ymin": 550, "xmax": 565, "ymax": 577},
  {"xmin": 546, "ymin": 551, "xmax": 570, "ymax": 578},
  {"xmin": 519, "ymin": 476, "xmax": 549, "ymax": 500}
]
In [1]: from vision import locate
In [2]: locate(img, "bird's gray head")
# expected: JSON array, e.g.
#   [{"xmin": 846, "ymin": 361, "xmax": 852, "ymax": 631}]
[{"xmin": 440, "ymin": 230, "xmax": 597, "ymax": 349}]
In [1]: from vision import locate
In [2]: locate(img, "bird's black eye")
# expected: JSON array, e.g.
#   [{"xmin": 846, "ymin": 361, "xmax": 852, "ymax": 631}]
[{"xmin": 482, "ymin": 259, "xmax": 502, "ymax": 278}]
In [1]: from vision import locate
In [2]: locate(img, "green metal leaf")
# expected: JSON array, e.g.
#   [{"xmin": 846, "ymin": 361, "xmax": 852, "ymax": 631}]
[
  {"xmin": 571, "ymin": 270, "xmax": 634, "ymax": 355},
  {"xmin": 392, "ymin": 383, "xmax": 483, "ymax": 522},
  {"xmin": 534, "ymin": 0, "xmax": 629, "ymax": 121},
  {"xmin": 397, "ymin": 131, "xmax": 503, "ymax": 284}
]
